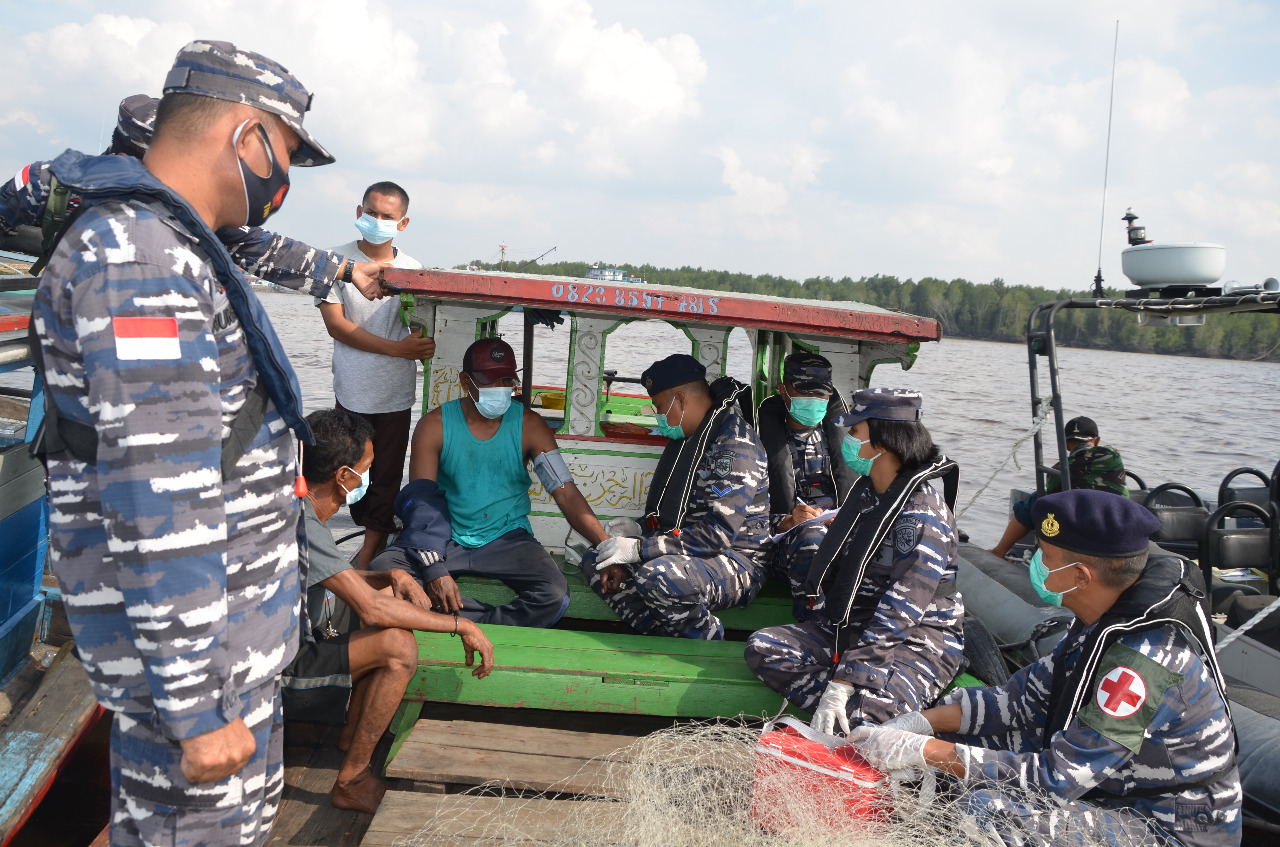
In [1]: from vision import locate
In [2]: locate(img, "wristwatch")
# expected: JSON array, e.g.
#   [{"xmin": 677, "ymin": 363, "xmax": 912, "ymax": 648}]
[{"xmin": 341, "ymin": 260, "xmax": 354, "ymax": 283}]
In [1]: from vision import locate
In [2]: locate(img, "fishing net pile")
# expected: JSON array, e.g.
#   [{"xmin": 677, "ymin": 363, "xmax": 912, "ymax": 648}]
[{"xmin": 393, "ymin": 720, "xmax": 1174, "ymax": 847}]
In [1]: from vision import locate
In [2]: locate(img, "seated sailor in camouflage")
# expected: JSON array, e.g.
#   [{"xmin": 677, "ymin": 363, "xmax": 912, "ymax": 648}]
[
  {"xmin": 586, "ymin": 354, "xmax": 771, "ymax": 639},
  {"xmin": 1, "ymin": 93, "xmax": 386, "ymax": 298},
  {"xmin": 757, "ymin": 352, "xmax": 856, "ymax": 619},
  {"xmin": 992, "ymin": 415, "xmax": 1128, "ymax": 558},
  {"xmin": 852, "ymin": 490, "xmax": 1241, "ymax": 847},
  {"xmin": 32, "ymin": 40, "xmax": 336, "ymax": 847},
  {"xmin": 745, "ymin": 388, "xmax": 963, "ymax": 732}
]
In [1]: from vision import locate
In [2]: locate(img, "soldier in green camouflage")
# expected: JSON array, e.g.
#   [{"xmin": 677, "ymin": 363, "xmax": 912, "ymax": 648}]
[{"xmin": 992, "ymin": 416, "xmax": 1128, "ymax": 559}]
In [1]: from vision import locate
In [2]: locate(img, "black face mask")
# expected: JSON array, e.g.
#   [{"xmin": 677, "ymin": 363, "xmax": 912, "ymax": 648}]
[{"xmin": 234, "ymin": 120, "xmax": 290, "ymax": 227}]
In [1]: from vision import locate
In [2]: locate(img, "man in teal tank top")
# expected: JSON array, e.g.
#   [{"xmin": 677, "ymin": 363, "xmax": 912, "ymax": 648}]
[{"xmin": 393, "ymin": 338, "xmax": 609, "ymax": 626}]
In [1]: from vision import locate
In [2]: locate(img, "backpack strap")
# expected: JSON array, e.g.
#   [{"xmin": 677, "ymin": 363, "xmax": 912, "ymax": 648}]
[{"xmin": 28, "ymin": 175, "xmax": 72, "ymax": 277}]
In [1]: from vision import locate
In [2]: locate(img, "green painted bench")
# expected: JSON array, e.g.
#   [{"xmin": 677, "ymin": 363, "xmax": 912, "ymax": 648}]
[
  {"xmin": 384, "ymin": 622, "xmax": 985, "ymax": 767},
  {"xmin": 455, "ymin": 568, "xmax": 798, "ymax": 631}
]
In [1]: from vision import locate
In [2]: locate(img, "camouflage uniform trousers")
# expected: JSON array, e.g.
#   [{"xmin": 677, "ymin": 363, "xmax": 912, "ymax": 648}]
[
  {"xmin": 939, "ymin": 730, "xmax": 1166, "ymax": 847},
  {"xmin": 744, "ymin": 617, "xmax": 955, "ymax": 725},
  {"xmin": 582, "ymin": 552, "xmax": 764, "ymax": 639},
  {"xmin": 766, "ymin": 522, "xmax": 828, "ymax": 620},
  {"xmin": 109, "ymin": 679, "xmax": 283, "ymax": 847}
]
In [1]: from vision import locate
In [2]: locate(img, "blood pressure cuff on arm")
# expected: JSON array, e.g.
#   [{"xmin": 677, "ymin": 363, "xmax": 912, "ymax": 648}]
[
  {"xmin": 533, "ymin": 449, "xmax": 575, "ymax": 493},
  {"xmin": 384, "ymin": 479, "xmax": 452, "ymax": 583}
]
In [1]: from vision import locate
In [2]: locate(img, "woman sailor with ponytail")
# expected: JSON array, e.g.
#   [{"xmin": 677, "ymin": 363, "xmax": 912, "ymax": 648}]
[{"xmin": 745, "ymin": 388, "xmax": 963, "ymax": 734}]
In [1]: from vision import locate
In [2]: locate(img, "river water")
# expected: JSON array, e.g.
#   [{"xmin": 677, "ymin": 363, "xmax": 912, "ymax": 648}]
[{"xmin": 262, "ymin": 289, "xmax": 1280, "ymax": 548}]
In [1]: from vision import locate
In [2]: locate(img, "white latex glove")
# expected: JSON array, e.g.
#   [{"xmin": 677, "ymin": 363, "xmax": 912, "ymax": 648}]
[
  {"xmin": 847, "ymin": 726, "xmax": 930, "ymax": 772},
  {"xmin": 881, "ymin": 711, "xmax": 934, "ymax": 737},
  {"xmin": 606, "ymin": 517, "xmax": 644, "ymax": 538},
  {"xmin": 810, "ymin": 682, "xmax": 853, "ymax": 737},
  {"xmin": 594, "ymin": 536, "xmax": 641, "ymax": 569}
]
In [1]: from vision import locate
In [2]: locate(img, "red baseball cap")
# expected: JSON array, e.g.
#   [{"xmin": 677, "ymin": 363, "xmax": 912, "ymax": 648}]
[{"xmin": 462, "ymin": 338, "xmax": 518, "ymax": 385}]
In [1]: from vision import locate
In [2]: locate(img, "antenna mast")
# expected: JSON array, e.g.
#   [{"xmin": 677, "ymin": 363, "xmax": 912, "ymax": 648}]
[{"xmin": 1092, "ymin": 21, "xmax": 1120, "ymax": 298}]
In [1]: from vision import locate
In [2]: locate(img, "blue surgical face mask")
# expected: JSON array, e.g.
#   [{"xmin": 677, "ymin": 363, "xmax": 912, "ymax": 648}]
[
  {"xmin": 354, "ymin": 213, "xmax": 402, "ymax": 245},
  {"xmin": 473, "ymin": 385, "xmax": 513, "ymax": 419},
  {"xmin": 1029, "ymin": 550, "xmax": 1079, "ymax": 607},
  {"xmin": 340, "ymin": 466, "xmax": 371, "ymax": 506},
  {"xmin": 787, "ymin": 393, "xmax": 828, "ymax": 428},
  {"xmin": 841, "ymin": 434, "xmax": 880, "ymax": 476},
  {"xmin": 655, "ymin": 396, "xmax": 686, "ymax": 440}
]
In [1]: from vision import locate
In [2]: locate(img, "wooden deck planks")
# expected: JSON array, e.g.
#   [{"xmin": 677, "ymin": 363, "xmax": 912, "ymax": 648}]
[
  {"xmin": 361, "ymin": 792, "xmax": 623, "ymax": 847},
  {"xmin": 0, "ymin": 643, "xmax": 100, "ymax": 839},
  {"xmin": 386, "ymin": 719, "xmax": 633, "ymax": 797}
]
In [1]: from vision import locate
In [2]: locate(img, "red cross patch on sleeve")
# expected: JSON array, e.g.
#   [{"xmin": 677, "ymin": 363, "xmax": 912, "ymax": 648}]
[{"xmin": 1078, "ymin": 641, "xmax": 1184, "ymax": 754}]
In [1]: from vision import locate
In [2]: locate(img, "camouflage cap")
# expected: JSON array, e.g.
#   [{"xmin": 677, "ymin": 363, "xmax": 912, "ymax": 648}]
[
  {"xmin": 162, "ymin": 40, "xmax": 333, "ymax": 166},
  {"xmin": 833, "ymin": 387, "xmax": 923, "ymax": 427},
  {"xmin": 108, "ymin": 94, "xmax": 158, "ymax": 157},
  {"xmin": 782, "ymin": 351, "xmax": 833, "ymax": 393}
]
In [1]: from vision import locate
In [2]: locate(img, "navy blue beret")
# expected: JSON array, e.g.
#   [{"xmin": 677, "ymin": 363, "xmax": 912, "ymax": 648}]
[
  {"xmin": 642, "ymin": 354, "xmax": 706, "ymax": 397},
  {"xmin": 1031, "ymin": 489, "xmax": 1160, "ymax": 557}
]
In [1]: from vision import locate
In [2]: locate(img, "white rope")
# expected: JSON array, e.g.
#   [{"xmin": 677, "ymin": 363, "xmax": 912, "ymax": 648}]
[
  {"xmin": 1216, "ymin": 593, "xmax": 1280, "ymax": 650},
  {"xmin": 956, "ymin": 403, "xmax": 1053, "ymax": 520}
]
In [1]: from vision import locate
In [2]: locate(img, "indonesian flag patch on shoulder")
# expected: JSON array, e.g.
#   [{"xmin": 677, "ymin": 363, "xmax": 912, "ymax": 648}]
[
  {"xmin": 113, "ymin": 316, "xmax": 181, "ymax": 360},
  {"xmin": 1078, "ymin": 641, "xmax": 1185, "ymax": 754}
]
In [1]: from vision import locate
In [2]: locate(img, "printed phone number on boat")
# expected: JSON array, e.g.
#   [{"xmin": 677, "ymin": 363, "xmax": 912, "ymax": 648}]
[{"xmin": 549, "ymin": 283, "xmax": 720, "ymax": 315}]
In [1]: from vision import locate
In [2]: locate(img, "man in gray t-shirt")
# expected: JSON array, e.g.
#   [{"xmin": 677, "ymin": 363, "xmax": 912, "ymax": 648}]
[
  {"xmin": 317, "ymin": 180, "xmax": 434, "ymax": 568},
  {"xmin": 282, "ymin": 408, "xmax": 493, "ymax": 815}
]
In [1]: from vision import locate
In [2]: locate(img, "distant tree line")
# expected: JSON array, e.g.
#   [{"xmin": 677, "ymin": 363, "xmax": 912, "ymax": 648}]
[{"xmin": 459, "ymin": 260, "xmax": 1280, "ymax": 362}]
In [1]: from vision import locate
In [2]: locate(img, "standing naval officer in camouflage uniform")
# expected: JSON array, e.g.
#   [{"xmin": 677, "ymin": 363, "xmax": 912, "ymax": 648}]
[
  {"xmin": 757, "ymin": 352, "xmax": 856, "ymax": 619},
  {"xmin": 1, "ymin": 95, "xmax": 387, "ymax": 299},
  {"xmin": 992, "ymin": 415, "xmax": 1128, "ymax": 559},
  {"xmin": 31, "ymin": 41, "xmax": 337, "ymax": 846},
  {"xmin": 851, "ymin": 490, "xmax": 1241, "ymax": 847},
  {"xmin": 584, "ymin": 354, "xmax": 771, "ymax": 639},
  {"xmin": 744, "ymin": 389, "xmax": 964, "ymax": 732}
]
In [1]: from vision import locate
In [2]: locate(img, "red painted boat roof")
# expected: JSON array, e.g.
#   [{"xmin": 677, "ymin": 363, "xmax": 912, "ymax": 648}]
[{"xmin": 383, "ymin": 268, "xmax": 941, "ymax": 344}]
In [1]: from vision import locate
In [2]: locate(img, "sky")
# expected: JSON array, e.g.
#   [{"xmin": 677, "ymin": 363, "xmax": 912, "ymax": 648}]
[{"xmin": 1, "ymin": 0, "xmax": 1277, "ymax": 291}]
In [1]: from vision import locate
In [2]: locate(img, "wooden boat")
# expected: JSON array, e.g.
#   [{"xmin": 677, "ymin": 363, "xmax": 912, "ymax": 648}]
[{"xmin": 0, "ymin": 275, "xmax": 105, "ymax": 846}]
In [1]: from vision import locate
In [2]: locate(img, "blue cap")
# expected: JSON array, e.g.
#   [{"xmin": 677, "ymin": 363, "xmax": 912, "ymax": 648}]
[
  {"xmin": 833, "ymin": 388, "xmax": 923, "ymax": 427},
  {"xmin": 1032, "ymin": 489, "xmax": 1160, "ymax": 558},
  {"xmin": 642, "ymin": 354, "xmax": 706, "ymax": 397},
  {"xmin": 162, "ymin": 40, "xmax": 333, "ymax": 166}
]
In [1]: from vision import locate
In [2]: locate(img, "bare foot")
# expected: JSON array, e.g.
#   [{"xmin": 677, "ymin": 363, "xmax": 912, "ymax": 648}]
[{"xmin": 331, "ymin": 766, "xmax": 387, "ymax": 815}]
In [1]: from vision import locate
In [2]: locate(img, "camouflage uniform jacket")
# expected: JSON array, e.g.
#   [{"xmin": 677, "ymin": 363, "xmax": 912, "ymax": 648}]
[
  {"xmin": 938, "ymin": 624, "xmax": 1241, "ymax": 845},
  {"xmin": 1048, "ymin": 444, "xmax": 1128, "ymax": 497},
  {"xmin": 33, "ymin": 153, "xmax": 303, "ymax": 741},
  {"xmin": 640, "ymin": 390, "xmax": 771, "ymax": 572},
  {"xmin": 3, "ymin": 159, "xmax": 344, "ymax": 293},
  {"xmin": 815, "ymin": 481, "xmax": 964, "ymax": 689}
]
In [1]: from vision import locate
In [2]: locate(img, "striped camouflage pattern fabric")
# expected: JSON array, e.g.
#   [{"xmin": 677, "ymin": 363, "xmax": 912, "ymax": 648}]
[
  {"xmin": 1, "ymin": 158, "xmax": 345, "ymax": 296},
  {"xmin": 745, "ymin": 482, "xmax": 964, "ymax": 724},
  {"xmin": 936, "ymin": 625, "xmax": 1241, "ymax": 847},
  {"xmin": 584, "ymin": 404, "xmax": 771, "ymax": 639},
  {"xmin": 162, "ymin": 40, "xmax": 332, "ymax": 167},
  {"xmin": 33, "ymin": 195, "xmax": 303, "ymax": 740},
  {"xmin": 110, "ymin": 681, "xmax": 285, "ymax": 847}
]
